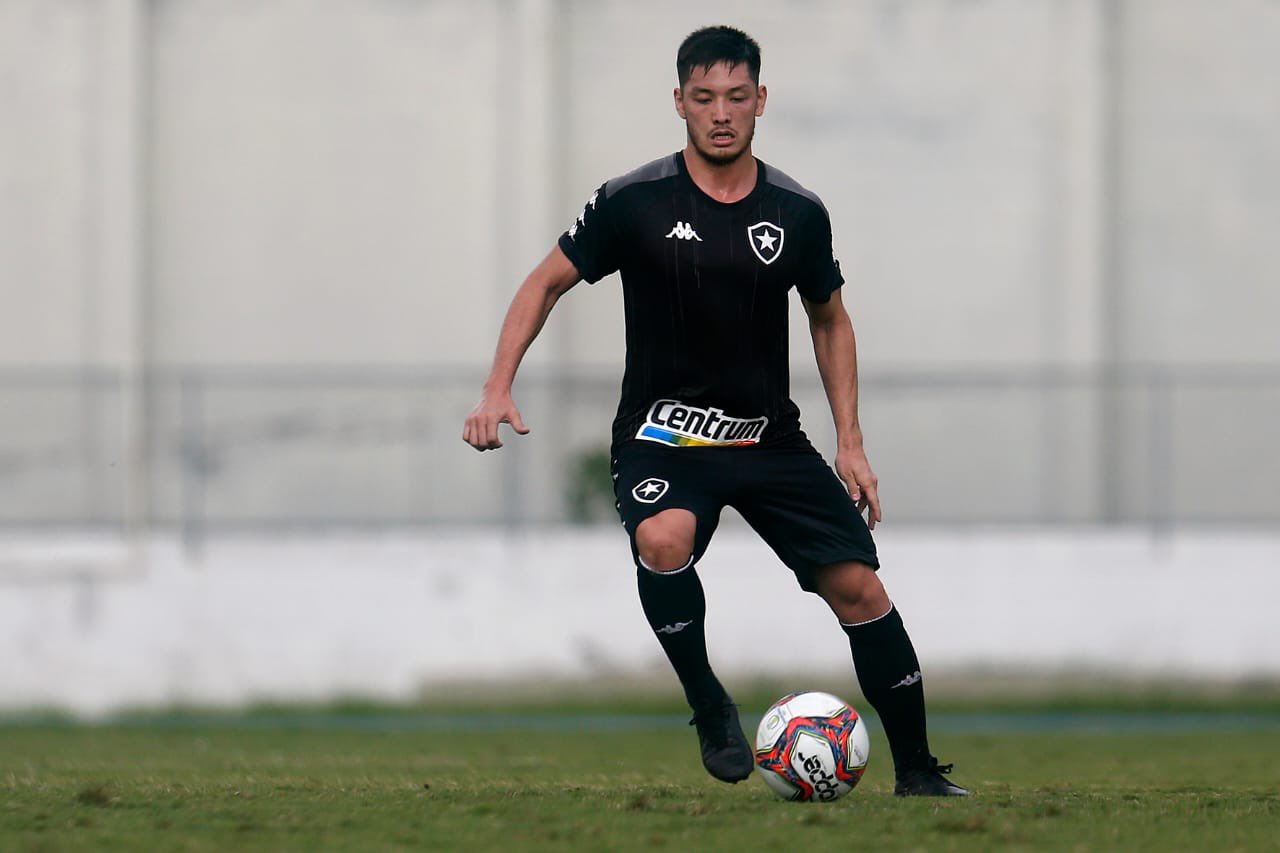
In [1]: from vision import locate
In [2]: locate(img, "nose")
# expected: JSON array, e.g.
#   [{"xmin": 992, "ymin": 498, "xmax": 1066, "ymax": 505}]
[{"xmin": 712, "ymin": 98, "xmax": 731, "ymax": 123}]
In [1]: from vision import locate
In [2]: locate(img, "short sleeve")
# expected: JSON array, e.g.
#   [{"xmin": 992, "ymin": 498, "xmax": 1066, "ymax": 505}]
[
  {"xmin": 794, "ymin": 205, "xmax": 845, "ymax": 304},
  {"xmin": 558, "ymin": 183, "xmax": 619, "ymax": 284}
]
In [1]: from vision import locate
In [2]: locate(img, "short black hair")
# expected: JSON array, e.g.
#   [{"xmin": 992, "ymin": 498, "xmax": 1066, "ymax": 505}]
[{"xmin": 676, "ymin": 26, "xmax": 761, "ymax": 88}]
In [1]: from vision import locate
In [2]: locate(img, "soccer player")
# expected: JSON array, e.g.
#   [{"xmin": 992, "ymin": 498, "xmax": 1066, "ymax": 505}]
[{"xmin": 463, "ymin": 25, "xmax": 968, "ymax": 797}]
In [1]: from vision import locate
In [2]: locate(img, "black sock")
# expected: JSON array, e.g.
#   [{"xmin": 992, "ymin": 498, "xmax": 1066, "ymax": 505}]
[
  {"xmin": 842, "ymin": 604, "xmax": 931, "ymax": 774},
  {"xmin": 636, "ymin": 560, "xmax": 726, "ymax": 709}
]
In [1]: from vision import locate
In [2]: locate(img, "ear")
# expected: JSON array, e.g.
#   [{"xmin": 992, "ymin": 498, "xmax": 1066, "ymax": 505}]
[
  {"xmin": 674, "ymin": 86, "xmax": 687, "ymax": 119},
  {"xmin": 755, "ymin": 84, "xmax": 767, "ymax": 118}
]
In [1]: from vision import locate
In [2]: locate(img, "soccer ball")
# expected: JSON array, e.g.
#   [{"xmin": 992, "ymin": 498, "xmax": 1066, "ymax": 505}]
[{"xmin": 754, "ymin": 691, "xmax": 870, "ymax": 802}]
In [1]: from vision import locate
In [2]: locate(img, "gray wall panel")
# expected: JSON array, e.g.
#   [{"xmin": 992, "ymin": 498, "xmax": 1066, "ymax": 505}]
[{"xmin": 2, "ymin": 0, "xmax": 1278, "ymax": 526}]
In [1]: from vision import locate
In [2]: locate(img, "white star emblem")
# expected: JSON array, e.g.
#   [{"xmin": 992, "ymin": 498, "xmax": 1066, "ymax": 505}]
[
  {"xmin": 747, "ymin": 221, "xmax": 785, "ymax": 265},
  {"xmin": 631, "ymin": 477, "xmax": 669, "ymax": 504}
]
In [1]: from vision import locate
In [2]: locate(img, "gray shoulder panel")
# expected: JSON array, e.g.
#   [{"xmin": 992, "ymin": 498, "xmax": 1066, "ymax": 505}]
[
  {"xmin": 764, "ymin": 163, "xmax": 829, "ymax": 216},
  {"xmin": 604, "ymin": 154, "xmax": 679, "ymax": 198}
]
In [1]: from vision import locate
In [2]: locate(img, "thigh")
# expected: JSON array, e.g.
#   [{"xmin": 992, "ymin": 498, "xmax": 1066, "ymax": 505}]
[
  {"xmin": 612, "ymin": 443, "xmax": 727, "ymax": 564},
  {"xmin": 732, "ymin": 437, "xmax": 879, "ymax": 592}
]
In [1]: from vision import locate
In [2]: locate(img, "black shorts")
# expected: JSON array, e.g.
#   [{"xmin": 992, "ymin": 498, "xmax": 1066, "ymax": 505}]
[{"xmin": 611, "ymin": 432, "xmax": 879, "ymax": 592}]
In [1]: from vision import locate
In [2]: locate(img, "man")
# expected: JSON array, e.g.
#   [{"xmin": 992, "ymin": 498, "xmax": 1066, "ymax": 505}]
[{"xmin": 463, "ymin": 25, "xmax": 967, "ymax": 797}]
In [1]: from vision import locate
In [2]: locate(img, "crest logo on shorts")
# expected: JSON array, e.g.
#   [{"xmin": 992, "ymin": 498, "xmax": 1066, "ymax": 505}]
[
  {"xmin": 632, "ymin": 477, "xmax": 669, "ymax": 504},
  {"xmin": 748, "ymin": 221, "xmax": 784, "ymax": 265}
]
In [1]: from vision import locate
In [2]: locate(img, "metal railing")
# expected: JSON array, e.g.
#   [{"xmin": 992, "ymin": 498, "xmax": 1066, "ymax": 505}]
[{"xmin": 2, "ymin": 366, "xmax": 1279, "ymax": 544}]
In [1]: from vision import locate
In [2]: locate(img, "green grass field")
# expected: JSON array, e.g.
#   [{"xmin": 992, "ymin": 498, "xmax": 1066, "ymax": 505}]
[{"xmin": 3, "ymin": 703, "xmax": 1279, "ymax": 852}]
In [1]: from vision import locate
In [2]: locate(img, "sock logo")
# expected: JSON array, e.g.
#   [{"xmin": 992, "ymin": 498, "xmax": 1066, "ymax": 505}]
[
  {"xmin": 890, "ymin": 671, "xmax": 922, "ymax": 690},
  {"xmin": 632, "ymin": 477, "xmax": 669, "ymax": 503},
  {"xmin": 655, "ymin": 620, "xmax": 693, "ymax": 635}
]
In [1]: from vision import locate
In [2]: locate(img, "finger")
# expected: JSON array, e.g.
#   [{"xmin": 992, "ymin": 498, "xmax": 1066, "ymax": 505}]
[
  {"xmin": 866, "ymin": 488, "xmax": 882, "ymax": 529},
  {"xmin": 485, "ymin": 419, "xmax": 502, "ymax": 450},
  {"xmin": 508, "ymin": 410, "xmax": 530, "ymax": 435}
]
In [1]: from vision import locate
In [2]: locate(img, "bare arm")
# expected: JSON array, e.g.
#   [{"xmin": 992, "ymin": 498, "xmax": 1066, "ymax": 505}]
[
  {"xmin": 462, "ymin": 246, "xmax": 581, "ymax": 451},
  {"xmin": 802, "ymin": 289, "xmax": 881, "ymax": 529}
]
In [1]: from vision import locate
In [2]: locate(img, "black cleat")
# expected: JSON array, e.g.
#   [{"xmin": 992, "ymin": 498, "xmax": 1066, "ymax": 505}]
[
  {"xmin": 894, "ymin": 757, "xmax": 970, "ymax": 797},
  {"xmin": 689, "ymin": 701, "xmax": 754, "ymax": 783}
]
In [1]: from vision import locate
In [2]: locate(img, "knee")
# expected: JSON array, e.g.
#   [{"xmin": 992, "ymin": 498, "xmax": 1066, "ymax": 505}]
[
  {"xmin": 813, "ymin": 561, "xmax": 890, "ymax": 623},
  {"xmin": 635, "ymin": 509, "xmax": 697, "ymax": 572}
]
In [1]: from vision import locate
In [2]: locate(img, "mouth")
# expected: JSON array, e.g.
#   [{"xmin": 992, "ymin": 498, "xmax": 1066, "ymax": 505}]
[{"xmin": 709, "ymin": 130, "xmax": 736, "ymax": 147}]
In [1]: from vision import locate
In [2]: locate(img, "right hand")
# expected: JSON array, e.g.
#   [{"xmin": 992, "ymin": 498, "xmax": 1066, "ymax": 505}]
[
  {"xmin": 462, "ymin": 389, "xmax": 530, "ymax": 451},
  {"xmin": 835, "ymin": 445, "xmax": 882, "ymax": 531}
]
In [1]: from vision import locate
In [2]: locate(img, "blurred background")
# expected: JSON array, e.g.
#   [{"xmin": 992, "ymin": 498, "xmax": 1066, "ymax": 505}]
[{"xmin": 2, "ymin": 0, "xmax": 1278, "ymax": 714}]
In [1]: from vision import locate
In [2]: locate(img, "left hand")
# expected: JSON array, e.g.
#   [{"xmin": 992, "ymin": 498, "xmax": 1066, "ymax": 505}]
[{"xmin": 835, "ymin": 446, "xmax": 881, "ymax": 530}]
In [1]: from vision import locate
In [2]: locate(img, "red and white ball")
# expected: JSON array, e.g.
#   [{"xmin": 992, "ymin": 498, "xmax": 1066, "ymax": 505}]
[{"xmin": 754, "ymin": 691, "xmax": 870, "ymax": 802}]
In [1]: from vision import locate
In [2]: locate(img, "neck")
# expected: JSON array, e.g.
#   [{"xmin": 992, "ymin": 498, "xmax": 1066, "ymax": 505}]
[{"xmin": 681, "ymin": 145, "xmax": 757, "ymax": 203}]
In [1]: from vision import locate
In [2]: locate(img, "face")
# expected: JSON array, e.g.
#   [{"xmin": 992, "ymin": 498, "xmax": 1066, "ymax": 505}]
[{"xmin": 674, "ymin": 61, "xmax": 767, "ymax": 166}]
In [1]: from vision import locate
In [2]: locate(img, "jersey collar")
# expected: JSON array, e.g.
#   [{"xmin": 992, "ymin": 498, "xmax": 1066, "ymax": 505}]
[{"xmin": 674, "ymin": 151, "xmax": 765, "ymax": 209}]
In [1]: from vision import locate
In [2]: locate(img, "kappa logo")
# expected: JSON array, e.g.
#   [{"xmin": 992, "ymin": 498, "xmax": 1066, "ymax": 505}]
[
  {"xmin": 747, "ymin": 220, "xmax": 784, "ymax": 264},
  {"xmin": 632, "ymin": 477, "xmax": 669, "ymax": 504},
  {"xmin": 655, "ymin": 620, "xmax": 692, "ymax": 635},
  {"xmin": 796, "ymin": 750, "xmax": 842, "ymax": 801},
  {"xmin": 890, "ymin": 670, "xmax": 922, "ymax": 690},
  {"xmin": 665, "ymin": 221, "xmax": 703, "ymax": 241},
  {"xmin": 567, "ymin": 190, "xmax": 599, "ymax": 239}
]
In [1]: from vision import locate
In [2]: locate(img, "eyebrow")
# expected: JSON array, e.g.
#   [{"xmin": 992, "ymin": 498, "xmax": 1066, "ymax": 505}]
[{"xmin": 688, "ymin": 85, "xmax": 751, "ymax": 96}]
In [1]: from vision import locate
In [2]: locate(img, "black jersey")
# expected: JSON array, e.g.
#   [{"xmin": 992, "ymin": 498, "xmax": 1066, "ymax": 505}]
[{"xmin": 558, "ymin": 151, "xmax": 844, "ymax": 451}]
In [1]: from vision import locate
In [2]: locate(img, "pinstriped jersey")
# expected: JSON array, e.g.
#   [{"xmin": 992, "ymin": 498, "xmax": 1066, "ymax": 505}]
[{"xmin": 558, "ymin": 152, "xmax": 844, "ymax": 450}]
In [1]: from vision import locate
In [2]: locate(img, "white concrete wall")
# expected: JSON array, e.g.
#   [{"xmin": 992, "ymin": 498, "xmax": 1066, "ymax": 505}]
[
  {"xmin": 3, "ymin": 0, "xmax": 1280, "ymax": 526},
  {"xmin": 148, "ymin": 0, "xmax": 514, "ymax": 366},
  {"xmin": 1123, "ymin": 0, "xmax": 1280, "ymax": 364},
  {"xmin": 2, "ymin": 530, "xmax": 1277, "ymax": 714},
  {"xmin": 5, "ymin": 0, "xmax": 1279, "ymax": 370},
  {"xmin": 0, "ymin": 0, "xmax": 142, "ymax": 368}
]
